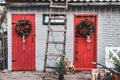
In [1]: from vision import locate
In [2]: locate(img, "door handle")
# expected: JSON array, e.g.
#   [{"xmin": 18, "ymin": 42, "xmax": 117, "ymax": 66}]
[{"xmin": 31, "ymin": 34, "xmax": 35, "ymax": 42}]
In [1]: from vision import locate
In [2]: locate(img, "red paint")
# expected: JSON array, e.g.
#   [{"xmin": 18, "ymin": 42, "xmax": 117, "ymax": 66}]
[
  {"xmin": 74, "ymin": 15, "xmax": 97, "ymax": 71},
  {"xmin": 113, "ymin": 73, "xmax": 119, "ymax": 80},
  {"xmin": 12, "ymin": 14, "xmax": 35, "ymax": 70}
]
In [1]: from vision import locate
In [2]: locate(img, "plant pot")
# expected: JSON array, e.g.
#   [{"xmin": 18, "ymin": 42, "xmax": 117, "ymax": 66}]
[
  {"xmin": 59, "ymin": 75, "xmax": 64, "ymax": 80},
  {"xmin": 113, "ymin": 73, "xmax": 119, "ymax": 80}
]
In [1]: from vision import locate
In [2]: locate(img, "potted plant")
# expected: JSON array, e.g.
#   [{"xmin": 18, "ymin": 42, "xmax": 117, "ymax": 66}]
[{"xmin": 57, "ymin": 55, "xmax": 66, "ymax": 80}]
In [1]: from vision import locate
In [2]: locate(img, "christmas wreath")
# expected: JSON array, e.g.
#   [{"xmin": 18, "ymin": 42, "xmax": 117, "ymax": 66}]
[
  {"xmin": 76, "ymin": 19, "xmax": 94, "ymax": 38},
  {"xmin": 15, "ymin": 19, "xmax": 32, "ymax": 37}
]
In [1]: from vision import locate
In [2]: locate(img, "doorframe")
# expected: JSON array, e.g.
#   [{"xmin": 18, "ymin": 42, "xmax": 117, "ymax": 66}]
[{"xmin": 73, "ymin": 14, "xmax": 98, "ymax": 71}]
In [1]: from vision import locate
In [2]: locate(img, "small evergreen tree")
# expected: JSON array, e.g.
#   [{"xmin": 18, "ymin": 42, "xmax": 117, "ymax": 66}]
[
  {"xmin": 57, "ymin": 55, "xmax": 66, "ymax": 75},
  {"xmin": 57, "ymin": 55, "xmax": 66, "ymax": 80}
]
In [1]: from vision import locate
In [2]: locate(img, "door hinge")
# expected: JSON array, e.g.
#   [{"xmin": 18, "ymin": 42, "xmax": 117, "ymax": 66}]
[
  {"xmin": 12, "ymin": 60, "xmax": 16, "ymax": 62},
  {"xmin": 76, "ymin": 50, "xmax": 78, "ymax": 54},
  {"xmin": 75, "ymin": 50, "xmax": 78, "ymax": 60}
]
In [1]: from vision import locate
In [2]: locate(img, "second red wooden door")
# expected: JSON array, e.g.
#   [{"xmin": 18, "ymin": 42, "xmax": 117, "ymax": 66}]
[
  {"xmin": 12, "ymin": 14, "xmax": 35, "ymax": 70},
  {"xmin": 74, "ymin": 15, "xmax": 97, "ymax": 71}
]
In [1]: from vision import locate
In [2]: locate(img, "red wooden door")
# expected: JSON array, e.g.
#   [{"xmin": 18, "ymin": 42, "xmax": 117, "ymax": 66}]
[
  {"xmin": 12, "ymin": 14, "xmax": 35, "ymax": 70},
  {"xmin": 74, "ymin": 15, "xmax": 97, "ymax": 71}
]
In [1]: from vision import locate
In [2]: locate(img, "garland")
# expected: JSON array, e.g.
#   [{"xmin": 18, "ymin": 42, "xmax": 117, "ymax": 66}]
[
  {"xmin": 76, "ymin": 19, "xmax": 94, "ymax": 38},
  {"xmin": 15, "ymin": 19, "xmax": 32, "ymax": 37}
]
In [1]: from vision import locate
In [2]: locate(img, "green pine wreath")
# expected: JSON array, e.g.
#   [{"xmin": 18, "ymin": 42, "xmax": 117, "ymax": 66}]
[
  {"xmin": 15, "ymin": 19, "xmax": 32, "ymax": 37},
  {"xmin": 76, "ymin": 19, "xmax": 94, "ymax": 38}
]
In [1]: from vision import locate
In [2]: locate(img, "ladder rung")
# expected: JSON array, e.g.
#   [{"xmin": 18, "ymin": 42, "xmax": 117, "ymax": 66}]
[
  {"xmin": 47, "ymin": 41, "xmax": 65, "ymax": 44},
  {"xmin": 50, "ymin": 17, "xmax": 66, "ymax": 20},
  {"xmin": 48, "ymin": 29, "xmax": 67, "ymax": 32},
  {"xmin": 44, "ymin": 12, "xmax": 67, "ymax": 15},
  {"xmin": 50, "ymin": 5, "xmax": 67, "ymax": 9},
  {"xmin": 46, "ymin": 66, "xmax": 56, "ymax": 69},
  {"xmin": 46, "ymin": 53, "xmax": 62, "ymax": 56}
]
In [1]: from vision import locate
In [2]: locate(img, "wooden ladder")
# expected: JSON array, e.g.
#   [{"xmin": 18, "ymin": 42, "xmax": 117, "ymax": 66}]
[{"xmin": 44, "ymin": 0, "xmax": 68, "ymax": 72}]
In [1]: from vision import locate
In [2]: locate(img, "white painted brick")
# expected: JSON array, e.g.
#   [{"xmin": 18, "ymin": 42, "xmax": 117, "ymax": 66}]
[{"xmin": 7, "ymin": 6, "xmax": 120, "ymax": 71}]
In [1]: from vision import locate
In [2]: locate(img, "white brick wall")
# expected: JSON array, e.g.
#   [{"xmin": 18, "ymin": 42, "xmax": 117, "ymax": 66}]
[
  {"xmin": 0, "ymin": 0, "xmax": 5, "ymax": 3},
  {"xmin": 7, "ymin": 6, "xmax": 120, "ymax": 71}
]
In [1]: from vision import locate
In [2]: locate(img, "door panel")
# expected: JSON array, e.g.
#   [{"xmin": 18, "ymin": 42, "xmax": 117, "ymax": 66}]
[
  {"xmin": 12, "ymin": 14, "xmax": 35, "ymax": 70},
  {"xmin": 74, "ymin": 15, "xmax": 97, "ymax": 71}
]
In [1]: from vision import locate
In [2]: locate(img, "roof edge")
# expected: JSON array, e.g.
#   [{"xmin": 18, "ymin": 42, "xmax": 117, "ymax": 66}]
[{"xmin": 7, "ymin": 2, "xmax": 120, "ymax": 7}]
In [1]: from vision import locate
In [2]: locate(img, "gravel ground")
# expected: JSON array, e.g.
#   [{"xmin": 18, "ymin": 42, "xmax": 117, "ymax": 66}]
[{"xmin": 0, "ymin": 71, "xmax": 91, "ymax": 80}]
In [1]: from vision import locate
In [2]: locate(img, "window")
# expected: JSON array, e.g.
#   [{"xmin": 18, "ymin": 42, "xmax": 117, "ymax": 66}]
[{"xmin": 43, "ymin": 14, "xmax": 65, "ymax": 25}]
